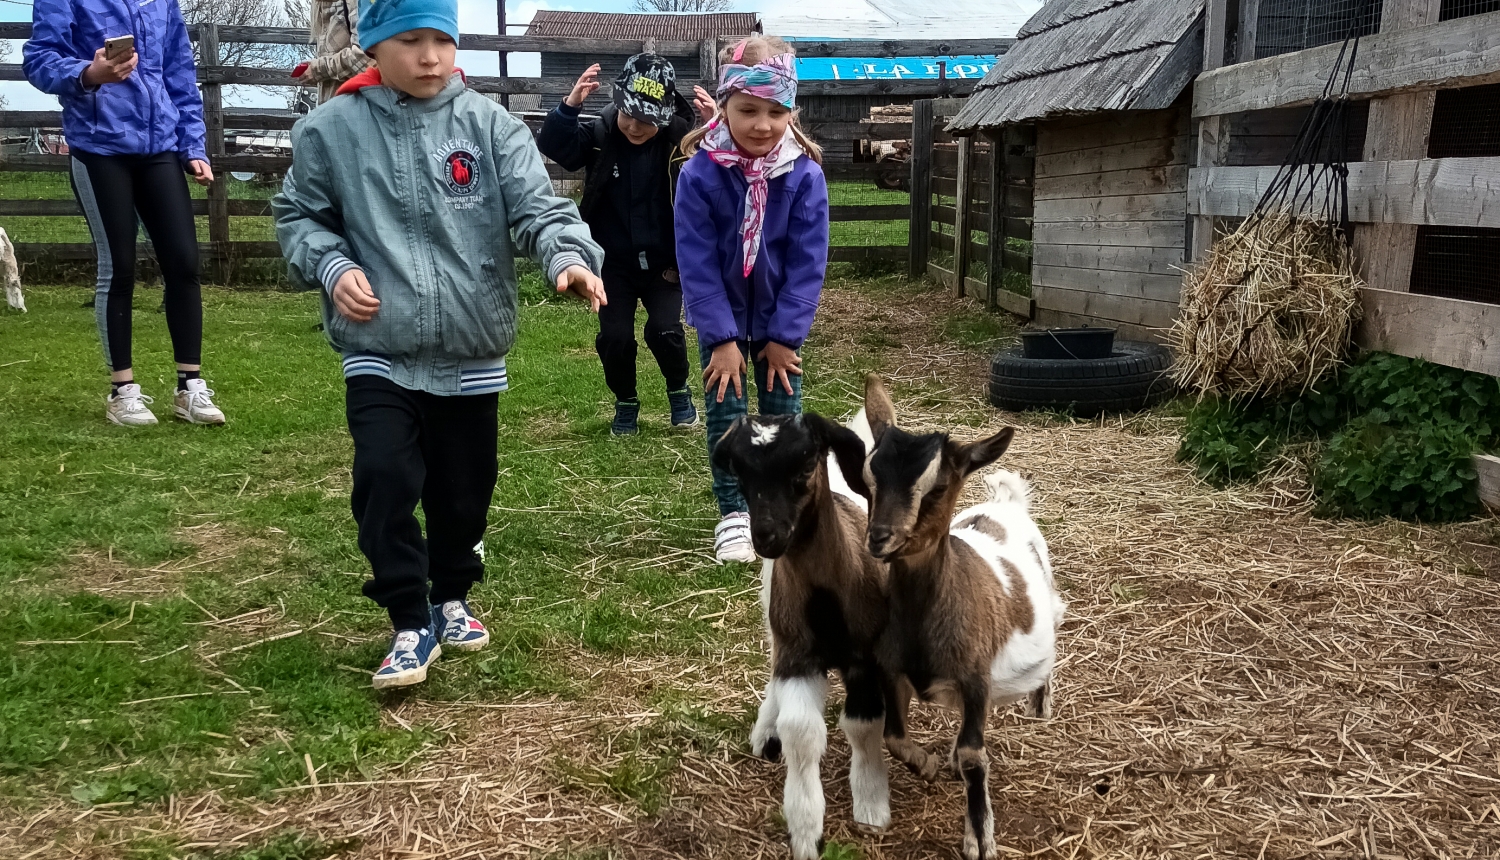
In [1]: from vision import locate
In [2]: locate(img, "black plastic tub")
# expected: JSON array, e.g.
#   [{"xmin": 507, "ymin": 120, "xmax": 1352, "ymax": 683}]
[{"xmin": 1020, "ymin": 327, "xmax": 1117, "ymax": 360}]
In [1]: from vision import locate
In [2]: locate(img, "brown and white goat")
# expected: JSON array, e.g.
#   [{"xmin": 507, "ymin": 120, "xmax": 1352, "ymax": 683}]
[
  {"xmin": 847, "ymin": 374, "xmax": 1066, "ymax": 860},
  {"xmin": 712, "ymin": 411, "xmax": 893, "ymax": 860}
]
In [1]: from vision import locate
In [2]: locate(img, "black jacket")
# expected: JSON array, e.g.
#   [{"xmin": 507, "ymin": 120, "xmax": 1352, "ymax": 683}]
[{"xmin": 537, "ymin": 101, "xmax": 692, "ymax": 268}]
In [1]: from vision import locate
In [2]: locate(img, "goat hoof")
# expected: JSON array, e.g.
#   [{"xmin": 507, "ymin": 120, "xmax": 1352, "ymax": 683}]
[
  {"xmin": 760, "ymin": 736, "xmax": 782, "ymax": 763},
  {"xmin": 853, "ymin": 821, "xmax": 890, "ymax": 836}
]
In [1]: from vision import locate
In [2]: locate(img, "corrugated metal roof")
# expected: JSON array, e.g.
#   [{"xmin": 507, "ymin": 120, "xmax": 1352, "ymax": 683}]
[
  {"xmin": 950, "ymin": 0, "xmax": 1203, "ymax": 128},
  {"xmin": 765, "ymin": 0, "xmax": 1039, "ymax": 39},
  {"xmin": 525, "ymin": 11, "xmax": 761, "ymax": 41}
]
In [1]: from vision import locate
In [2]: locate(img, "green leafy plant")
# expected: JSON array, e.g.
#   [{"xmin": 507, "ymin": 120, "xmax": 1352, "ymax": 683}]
[{"xmin": 1315, "ymin": 417, "xmax": 1481, "ymax": 521}]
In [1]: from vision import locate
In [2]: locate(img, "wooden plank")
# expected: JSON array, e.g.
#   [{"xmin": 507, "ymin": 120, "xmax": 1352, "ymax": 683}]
[
  {"xmin": 828, "ymin": 246, "xmax": 908, "ymax": 262},
  {"xmin": 14, "ymin": 241, "xmax": 283, "ymax": 261},
  {"xmin": 1036, "ymin": 107, "xmax": 1188, "ymax": 157},
  {"xmin": 1193, "ymin": 11, "xmax": 1500, "ymax": 117},
  {"xmin": 909, "ymin": 99, "xmax": 934, "ymax": 279},
  {"xmin": 952, "ymin": 136, "xmax": 973, "ymax": 295},
  {"xmin": 829, "ymin": 205, "xmax": 909, "ymax": 222},
  {"xmin": 1034, "ymin": 220, "xmax": 1186, "ymax": 247},
  {"xmin": 1032, "ymin": 284, "xmax": 1180, "ymax": 329},
  {"xmin": 1033, "ymin": 243, "xmax": 1187, "ymax": 276},
  {"xmin": 801, "ymin": 121, "xmax": 913, "ymax": 141},
  {"xmin": 1032, "ymin": 265, "xmax": 1183, "ymax": 302},
  {"xmin": 1476, "ymin": 453, "xmax": 1500, "ymax": 513},
  {"xmin": 927, "ymin": 261, "xmax": 959, "ymax": 290},
  {"xmin": 1355, "ymin": 288, "xmax": 1500, "ymax": 377},
  {"xmin": 994, "ymin": 287, "xmax": 1035, "ymax": 319},
  {"xmin": 1036, "ymin": 135, "xmax": 1193, "ymax": 179},
  {"xmin": 1187, "ymin": 158, "xmax": 1500, "ymax": 227},
  {"xmin": 1236, "ymin": 0, "xmax": 1260, "ymax": 64},
  {"xmin": 1203, "ymin": 0, "xmax": 1228, "ymax": 73},
  {"xmin": 201, "ymin": 23, "xmax": 230, "ymax": 281},
  {"xmin": 1034, "ymin": 192, "xmax": 1187, "ymax": 223},
  {"xmin": 1192, "ymin": 112, "xmax": 1229, "ymax": 262},
  {"xmin": 0, "ymin": 198, "xmax": 272, "ymax": 217},
  {"xmin": 1034, "ymin": 164, "xmax": 1189, "ymax": 201},
  {"xmin": 987, "ymin": 128, "xmax": 1006, "ymax": 311}
]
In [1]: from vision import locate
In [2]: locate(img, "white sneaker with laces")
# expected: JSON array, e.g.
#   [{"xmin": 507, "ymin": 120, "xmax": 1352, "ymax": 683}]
[
  {"xmin": 714, "ymin": 512, "xmax": 757, "ymax": 563},
  {"xmin": 174, "ymin": 378, "xmax": 225, "ymax": 425},
  {"xmin": 106, "ymin": 383, "xmax": 157, "ymax": 426}
]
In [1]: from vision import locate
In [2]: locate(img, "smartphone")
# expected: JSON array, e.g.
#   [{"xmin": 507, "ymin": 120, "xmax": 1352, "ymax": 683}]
[{"xmin": 104, "ymin": 35, "xmax": 134, "ymax": 61}]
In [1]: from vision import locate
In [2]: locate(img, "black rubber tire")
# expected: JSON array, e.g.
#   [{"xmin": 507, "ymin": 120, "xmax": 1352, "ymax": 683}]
[{"xmin": 988, "ymin": 340, "xmax": 1175, "ymax": 416}]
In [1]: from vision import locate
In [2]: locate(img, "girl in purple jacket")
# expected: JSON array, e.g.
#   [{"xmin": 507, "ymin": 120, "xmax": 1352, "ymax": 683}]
[{"xmin": 674, "ymin": 36, "xmax": 829, "ymax": 563}]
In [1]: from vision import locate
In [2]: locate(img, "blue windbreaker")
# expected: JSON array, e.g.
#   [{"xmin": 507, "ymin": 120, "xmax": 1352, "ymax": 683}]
[{"xmin": 23, "ymin": 0, "xmax": 207, "ymax": 164}]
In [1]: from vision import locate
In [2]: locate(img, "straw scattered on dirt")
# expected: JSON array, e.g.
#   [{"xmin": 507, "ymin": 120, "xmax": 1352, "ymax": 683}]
[{"xmin": 5, "ymin": 279, "xmax": 1499, "ymax": 860}]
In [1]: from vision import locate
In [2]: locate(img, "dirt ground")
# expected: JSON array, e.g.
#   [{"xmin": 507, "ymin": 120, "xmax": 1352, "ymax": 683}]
[{"xmin": 7, "ymin": 280, "xmax": 1500, "ymax": 860}]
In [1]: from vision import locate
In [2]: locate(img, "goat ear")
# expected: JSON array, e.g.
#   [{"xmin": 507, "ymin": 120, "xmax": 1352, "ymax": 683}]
[
  {"xmin": 951, "ymin": 427, "xmax": 1015, "ymax": 479},
  {"xmin": 863, "ymin": 373, "xmax": 896, "ymax": 438},
  {"xmin": 803, "ymin": 412, "xmax": 872, "ymax": 500},
  {"xmin": 711, "ymin": 416, "xmax": 747, "ymax": 475}
]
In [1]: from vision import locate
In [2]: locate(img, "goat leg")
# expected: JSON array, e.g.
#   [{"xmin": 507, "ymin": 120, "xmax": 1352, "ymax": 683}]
[
  {"xmin": 1024, "ymin": 674, "xmax": 1053, "ymax": 720},
  {"xmin": 750, "ymin": 677, "xmax": 782, "ymax": 762},
  {"xmin": 774, "ymin": 673, "xmax": 829, "ymax": 860},
  {"xmin": 882, "ymin": 675, "xmax": 941, "ymax": 782},
  {"xmin": 841, "ymin": 661, "xmax": 891, "ymax": 833},
  {"xmin": 956, "ymin": 683, "xmax": 996, "ymax": 860}
]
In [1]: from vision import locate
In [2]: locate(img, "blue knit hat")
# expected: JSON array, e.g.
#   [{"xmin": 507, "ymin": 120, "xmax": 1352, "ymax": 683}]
[{"xmin": 357, "ymin": 0, "xmax": 460, "ymax": 52}]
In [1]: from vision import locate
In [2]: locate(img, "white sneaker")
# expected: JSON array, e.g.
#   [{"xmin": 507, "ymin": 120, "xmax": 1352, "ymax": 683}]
[
  {"xmin": 106, "ymin": 383, "xmax": 158, "ymax": 426},
  {"xmin": 174, "ymin": 378, "xmax": 225, "ymax": 425},
  {"xmin": 714, "ymin": 512, "xmax": 757, "ymax": 563}
]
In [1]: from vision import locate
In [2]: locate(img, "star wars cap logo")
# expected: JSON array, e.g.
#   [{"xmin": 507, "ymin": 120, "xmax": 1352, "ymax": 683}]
[{"xmin": 630, "ymin": 74, "xmax": 665, "ymax": 102}]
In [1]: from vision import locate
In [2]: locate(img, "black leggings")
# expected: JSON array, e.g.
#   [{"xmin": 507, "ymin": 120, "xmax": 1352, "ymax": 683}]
[
  {"xmin": 69, "ymin": 150, "xmax": 202, "ymax": 373},
  {"xmin": 596, "ymin": 263, "xmax": 689, "ymax": 402}
]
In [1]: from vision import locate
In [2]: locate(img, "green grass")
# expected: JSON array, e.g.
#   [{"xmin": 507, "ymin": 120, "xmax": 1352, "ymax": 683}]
[
  {"xmin": 1, "ymin": 263, "xmax": 980, "ymax": 820},
  {"xmin": 828, "ymin": 180, "xmax": 908, "ymax": 249}
]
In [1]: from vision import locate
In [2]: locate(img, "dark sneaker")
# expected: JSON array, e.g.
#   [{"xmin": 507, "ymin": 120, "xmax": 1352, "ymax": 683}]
[
  {"xmin": 431, "ymin": 600, "xmax": 491, "ymax": 652},
  {"xmin": 372, "ymin": 627, "xmax": 440, "ymax": 689},
  {"xmin": 611, "ymin": 399, "xmax": 640, "ymax": 436},
  {"xmin": 668, "ymin": 388, "xmax": 698, "ymax": 427}
]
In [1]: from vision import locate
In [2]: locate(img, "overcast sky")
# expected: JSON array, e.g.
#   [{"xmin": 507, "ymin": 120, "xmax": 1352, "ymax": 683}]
[{"xmin": 0, "ymin": 0, "xmax": 837, "ymax": 110}]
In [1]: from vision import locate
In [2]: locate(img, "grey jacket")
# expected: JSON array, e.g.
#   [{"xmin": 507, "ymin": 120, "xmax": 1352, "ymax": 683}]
[{"xmin": 273, "ymin": 75, "xmax": 603, "ymax": 395}]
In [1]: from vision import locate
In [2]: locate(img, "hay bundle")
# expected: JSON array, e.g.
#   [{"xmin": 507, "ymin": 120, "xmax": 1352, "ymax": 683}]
[{"xmin": 1171, "ymin": 211, "xmax": 1363, "ymax": 398}]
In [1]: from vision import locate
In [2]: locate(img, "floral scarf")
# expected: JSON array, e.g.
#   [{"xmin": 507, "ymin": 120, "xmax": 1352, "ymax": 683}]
[{"xmin": 699, "ymin": 119, "xmax": 805, "ymax": 277}]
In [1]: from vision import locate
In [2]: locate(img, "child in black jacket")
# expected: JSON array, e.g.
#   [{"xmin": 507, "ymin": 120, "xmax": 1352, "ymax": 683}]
[{"xmin": 538, "ymin": 54, "xmax": 701, "ymax": 435}]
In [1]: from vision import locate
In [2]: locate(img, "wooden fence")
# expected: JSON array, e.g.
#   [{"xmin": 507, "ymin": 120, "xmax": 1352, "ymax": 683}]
[
  {"xmin": 908, "ymin": 98, "xmax": 1034, "ymax": 317},
  {"xmin": 0, "ymin": 23, "xmax": 1011, "ymax": 279}
]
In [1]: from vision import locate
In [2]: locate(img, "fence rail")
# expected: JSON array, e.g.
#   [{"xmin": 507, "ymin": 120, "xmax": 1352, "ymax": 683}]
[{"xmin": 0, "ymin": 24, "xmax": 971, "ymax": 273}]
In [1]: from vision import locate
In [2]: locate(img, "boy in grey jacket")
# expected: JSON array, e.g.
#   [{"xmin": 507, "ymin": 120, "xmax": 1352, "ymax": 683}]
[{"xmin": 273, "ymin": 0, "xmax": 605, "ymax": 689}]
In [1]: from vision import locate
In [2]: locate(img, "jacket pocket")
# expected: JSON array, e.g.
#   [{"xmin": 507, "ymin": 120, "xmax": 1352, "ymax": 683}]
[{"xmin": 437, "ymin": 257, "xmax": 515, "ymax": 359}]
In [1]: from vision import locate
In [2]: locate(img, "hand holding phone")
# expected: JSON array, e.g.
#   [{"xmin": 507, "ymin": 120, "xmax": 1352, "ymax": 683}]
[{"xmin": 83, "ymin": 38, "xmax": 137, "ymax": 87}]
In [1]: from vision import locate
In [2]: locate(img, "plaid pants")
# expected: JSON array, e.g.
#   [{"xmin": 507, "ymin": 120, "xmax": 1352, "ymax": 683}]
[{"xmin": 700, "ymin": 339, "xmax": 803, "ymax": 516}]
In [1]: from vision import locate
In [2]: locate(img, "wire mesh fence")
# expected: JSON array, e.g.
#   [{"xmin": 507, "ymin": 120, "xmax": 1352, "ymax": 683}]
[
  {"xmin": 1427, "ymin": 82, "xmax": 1500, "ymax": 158},
  {"xmin": 1253, "ymin": 0, "xmax": 1381, "ymax": 59},
  {"xmin": 1410, "ymin": 227, "xmax": 1500, "ymax": 305},
  {"xmin": 1439, "ymin": 0, "xmax": 1500, "ymax": 20}
]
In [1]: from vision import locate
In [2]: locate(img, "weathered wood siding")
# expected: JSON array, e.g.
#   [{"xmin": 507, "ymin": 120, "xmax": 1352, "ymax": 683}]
[{"xmin": 1030, "ymin": 103, "xmax": 1192, "ymax": 340}]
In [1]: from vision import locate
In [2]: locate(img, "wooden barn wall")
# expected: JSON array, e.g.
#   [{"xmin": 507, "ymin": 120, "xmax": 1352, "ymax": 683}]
[{"xmin": 1030, "ymin": 102, "xmax": 1193, "ymax": 342}]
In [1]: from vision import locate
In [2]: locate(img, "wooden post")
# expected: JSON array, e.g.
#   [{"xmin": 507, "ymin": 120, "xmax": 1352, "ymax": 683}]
[
  {"xmin": 909, "ymin": 98, "xmax": 934, "ymax": 280},
  {"xmin": 497, "ymin": 0, "xmax": 509, "ymax": 110},
  {"xmin": 200, "ymin": 23, "xmax": 229, "ymax": 285},
  {"xmin": 986, "ymin": 128, "xmax": 1005, "ymax": 310},
  {"xmin": 952, "ymin": 135, "xmax": 973, "ymax": 296},
  {"xmin": 1237, "ymin": 0, "xmax": 1260, "ymax": 63},
  {"xmin": 1351, "ymin": 0, "xmax": 1440, "ymax": 293},
  {"xmin": 700, "ymin": 38, "xmax": 717, "ymax": 88},
  {"xmin": 1192, "ymin": 0, "xmax": 1232, "ymax": 262}
]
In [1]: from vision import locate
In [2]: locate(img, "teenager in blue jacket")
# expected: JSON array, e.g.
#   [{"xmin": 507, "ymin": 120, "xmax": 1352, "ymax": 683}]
[
  {"xmin": 674, "ymin": 36, "xmax": 829, "ymax": 563},
  {"xmin": 25, "ymin": 0, "xmax": 224, "ymax": 427}
]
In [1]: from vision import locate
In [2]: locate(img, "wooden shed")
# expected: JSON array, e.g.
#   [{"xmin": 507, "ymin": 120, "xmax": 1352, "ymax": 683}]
[{"xmin": 949, "ymin": 0, "xmax": 1206, "ymax": 341}]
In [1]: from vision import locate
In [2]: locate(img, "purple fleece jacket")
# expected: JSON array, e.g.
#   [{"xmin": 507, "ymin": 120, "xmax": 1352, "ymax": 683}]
[{"xmin": 674, "ymin": 149, "xmax": 829, "ymax": 350}]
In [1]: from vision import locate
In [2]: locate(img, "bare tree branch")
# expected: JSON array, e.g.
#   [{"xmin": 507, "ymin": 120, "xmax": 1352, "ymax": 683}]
[{"xmin": 630, "ymin": 0, "xmax": 736, "ymax": 12}]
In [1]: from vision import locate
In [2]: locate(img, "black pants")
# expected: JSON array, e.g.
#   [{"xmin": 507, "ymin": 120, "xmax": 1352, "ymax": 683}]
[
  {"xmin": 596, "ymin": 263, "xmax": 689, "ymax": 402},
  {"xmin": 69, "ymin": 150, "xmax": 202, "ymax": 372},
  {"xmin": 346, "ymin": 375, "xmax": 499, "ymax": 631}
]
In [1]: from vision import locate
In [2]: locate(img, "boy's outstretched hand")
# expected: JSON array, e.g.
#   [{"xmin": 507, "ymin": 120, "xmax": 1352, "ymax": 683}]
[
  {"xmin": 333, "ymin": 268, "xmax": 380, "ymax": 322},
  {"xmin": 556, "ymin": 265, "xmax": 606, "ymax": 313},
  {"xmin": 757, "ymin": 342, "xmax": 803, "ymax": 396},
  {"xmin": 565, "ymin": 65, "xmax": 602, "ymax": 108}
]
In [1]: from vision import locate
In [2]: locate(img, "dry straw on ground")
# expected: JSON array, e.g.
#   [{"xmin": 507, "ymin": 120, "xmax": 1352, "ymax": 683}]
[
  {"xmin": 1172, "ymin": 213, "xmax": 1362, "ymax": 399},
  {"xmin": 5, "ymin": 282, "xmax": 1498, "ymax": 859}
]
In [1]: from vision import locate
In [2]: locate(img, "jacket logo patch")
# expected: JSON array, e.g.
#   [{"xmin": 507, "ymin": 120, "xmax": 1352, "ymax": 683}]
[
  {"xmin": 444, "ymin": 150, "xmax": 478, "ymax": 194},
  {"xmin": 431, "ymin": 139, "xmax": 485, "ymax": 209}
]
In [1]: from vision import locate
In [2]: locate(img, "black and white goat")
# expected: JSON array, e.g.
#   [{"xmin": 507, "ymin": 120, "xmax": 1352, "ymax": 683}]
[
  {"xmin": 849, "ymin": 374, "xmax": 1066, "ymax": 860},
  {"xmin": 711, "ymin": 411, "xmax": 892, "ymax": 860}
]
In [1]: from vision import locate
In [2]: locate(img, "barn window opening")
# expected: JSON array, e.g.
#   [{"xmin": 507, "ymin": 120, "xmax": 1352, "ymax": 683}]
[
  {"xmin": 1439, "ymin": 0, "xmax": 1500, "ymax": 19},
  {"xmin": 1426, "ymin": 83, "xmax": 1500, "ymax": 159}
]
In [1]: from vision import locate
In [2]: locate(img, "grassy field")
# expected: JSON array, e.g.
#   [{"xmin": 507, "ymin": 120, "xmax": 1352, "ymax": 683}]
[{"xmin": 0, "ymin": 266, "xmax": 1016, "ymax": 858}]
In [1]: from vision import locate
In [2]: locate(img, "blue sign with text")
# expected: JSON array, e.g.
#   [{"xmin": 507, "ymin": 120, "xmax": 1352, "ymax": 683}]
[{"xmin": 794, "ymin": 56, "xmax": 997, "ymax": 81}]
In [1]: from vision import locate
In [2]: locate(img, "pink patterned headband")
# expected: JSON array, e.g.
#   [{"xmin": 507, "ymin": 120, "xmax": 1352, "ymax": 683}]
[{"xmin": 715, "ymin": 43, "xmax": 798, "ymax": 109}]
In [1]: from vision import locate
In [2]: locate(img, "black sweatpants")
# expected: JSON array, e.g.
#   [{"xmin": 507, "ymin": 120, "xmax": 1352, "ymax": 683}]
[
  {"xmin": 69, "ymin": 150, "xmax": 202, "ymax": 372},
  {"xmin": 346, "ymin": 375, "xmax": 499, "ymax": 631},
  {"xmin": 596, "ymin": 262, "xmax": 689, "ymax": 402}
]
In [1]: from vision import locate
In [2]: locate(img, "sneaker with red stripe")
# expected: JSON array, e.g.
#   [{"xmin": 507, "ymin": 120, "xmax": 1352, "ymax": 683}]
[{"xmin": 431, "ymin": 600, "xmax": 490, "ymax": 652}]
